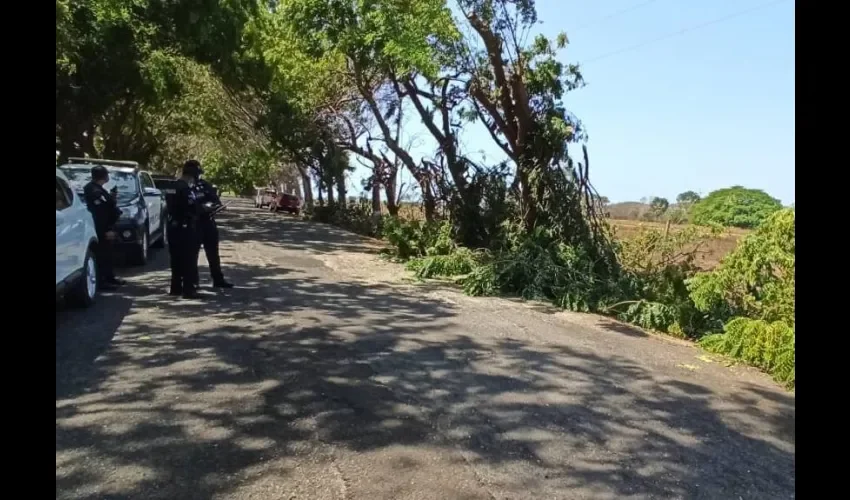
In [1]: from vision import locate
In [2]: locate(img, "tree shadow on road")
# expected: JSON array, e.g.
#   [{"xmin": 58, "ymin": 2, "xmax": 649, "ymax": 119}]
[{"xmin": 56, "ymin": 204, "xmax": 795, "ymax": 500}]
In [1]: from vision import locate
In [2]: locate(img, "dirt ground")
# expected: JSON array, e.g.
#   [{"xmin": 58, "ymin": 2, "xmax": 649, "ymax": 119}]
[{"xmin": 56, "ymin": 199, "xmax": 795, "ymax": 500}]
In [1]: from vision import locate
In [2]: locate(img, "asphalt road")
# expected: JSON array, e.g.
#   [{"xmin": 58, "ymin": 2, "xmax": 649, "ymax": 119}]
[{"xmin": 56, "ymin": 199, "xmax": 795, "ymax": 500}]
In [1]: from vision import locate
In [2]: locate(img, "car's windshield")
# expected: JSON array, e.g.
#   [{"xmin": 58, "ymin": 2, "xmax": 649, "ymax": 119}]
[{"xmin": 60, "ymin": 166, "xmax": 140, "ymax": 204}]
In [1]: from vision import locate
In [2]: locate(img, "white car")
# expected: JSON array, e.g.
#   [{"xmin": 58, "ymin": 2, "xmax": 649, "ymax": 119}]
[
  {"xmin": 56, "ymin": 168, "xmax": 100, "ymax": 307},
  {"xmin": 255, "ymin": 187, "xmax": 277, "ymax": 208}
]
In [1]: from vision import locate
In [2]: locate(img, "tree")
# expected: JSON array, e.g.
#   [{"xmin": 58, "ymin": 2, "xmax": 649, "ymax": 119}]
[
  {"xmin": 649, "ymin": 197, "xmax": 670, "ymax": 219},
  {"xmin": 690, "ymin": 186, "xmax": 782, "ymax": 229},
  {"xmin": 676, "ymin": 190, "xmax": 701, "ymax": 206},
  {"xmin": 276, "ymin": 0, "xmax": 457, "ymax": 221}
]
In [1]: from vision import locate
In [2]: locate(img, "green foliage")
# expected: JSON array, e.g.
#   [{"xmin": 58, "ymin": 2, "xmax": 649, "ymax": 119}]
[
  {"xmin": 619, "ymin": 301, "xmax": 681, "ymax": 335},
  {"xmin": 690, "ymin": 186, "xmax": 782, "ymax": 229},
  {"xmin": 380, "ymin": 217, "xmax": 445, "ymax": 260},
  {"xmin": 203, "ymin": 148, "xmax": 278, "ymax": 195},
  {"xmin": 688, "ymin": 209, "xmax": 795, "ymax": 387},
  {"xmin": 407, "ymin": 247, "xmax": 481, "ymax": 279},
  {"xmin": 457, "ymin": 226, "xmax": 621, "ymax": 312},
  {"xmin": 700, "ymin": 318, "xmax": 795, "ymax": 388},
  {"xmin": 56, "ymin": 0, "xmax": 270, "ymax": 176},
  {"xmin": 304, "ymin": 201, "xmax": 383, "ymax": 238},
  {"xmin": 333, "ymin": 201, "xmax": 382, "ymax": 237},
  {"xmin": 688, "ymin": 209, "xmax": 795, "ymax": 325}
]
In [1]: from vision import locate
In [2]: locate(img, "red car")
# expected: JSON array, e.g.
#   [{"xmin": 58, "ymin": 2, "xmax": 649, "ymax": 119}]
[{"xmin": 270, "ymin": 193, "xmax": 301, "ymax": 215}]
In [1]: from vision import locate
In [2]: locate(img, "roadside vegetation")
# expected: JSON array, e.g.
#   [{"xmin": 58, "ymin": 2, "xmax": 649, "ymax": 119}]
[{"xmin": 56, "ymin": 0, "xmax": 794, "ymax": 388}]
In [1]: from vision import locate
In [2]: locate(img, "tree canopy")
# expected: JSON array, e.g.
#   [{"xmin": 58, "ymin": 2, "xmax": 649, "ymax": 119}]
[
  {"xmin": 676, "ymin": 190, "xmax": 701, "ymax": 206},
  {"xmin": 690, "ymin": 186, "xmax": 782, "ymax": 229}
]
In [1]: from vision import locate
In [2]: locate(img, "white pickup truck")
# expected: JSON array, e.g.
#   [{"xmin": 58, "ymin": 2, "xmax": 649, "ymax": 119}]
[{"xmin": 59, "ymin": 158, "xmax": 166, "ymax": 266}]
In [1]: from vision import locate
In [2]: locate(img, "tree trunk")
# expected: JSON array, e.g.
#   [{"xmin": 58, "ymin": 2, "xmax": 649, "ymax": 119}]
[
  {"xmin": 417, "ymin": 176, "xmax": 436, "ymax": 222},
  {"xmin": 517, "ymin": 159, "xmax": 538, "ymax": 232},
  {"xmin": 372, "ymin": 182, "xmax": 382, "ymax": 222},
  {"xmin": 317, "ymin": 179, "xmax": 324, "ymax": 206},
  {"xmin": 298, "ymin": 165, "xmax": 314, "ymax": 209},
  {"xmin": 325, "ymin": 178, "xmax": 335, "ymax": 207},
  {"xmin": 384, "ymin": 169, "xmax": 399, "ymax": 216},
  {"xmin": 336, "ymin": 173, "xmax": 346, "ymax": 208}
]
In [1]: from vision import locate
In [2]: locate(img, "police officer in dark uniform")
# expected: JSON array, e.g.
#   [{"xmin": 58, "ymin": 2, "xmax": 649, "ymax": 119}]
[
  {"xmin": 83, "ymin": 166, "xmax": 125, "ymax": 290},
  {"xmin": 166, "ymin": 161, "xmax": 203, "ymax": 299},
  {"xmin": 188, "ymin": 160, "xmax": 233, "ymax": 289}
]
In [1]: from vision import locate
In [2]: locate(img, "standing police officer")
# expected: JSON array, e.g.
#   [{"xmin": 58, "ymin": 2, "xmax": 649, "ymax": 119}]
[
  {"xmin": 83, "ymin": 165, "xmax": 125, "ymax": 290},
  {"xmin": 166, "ymin": 161, "xmax": 203, "ymax": 299},
  {"xmin": 188, "ymin": 160, "xmax": 233, "ymax": 289}
]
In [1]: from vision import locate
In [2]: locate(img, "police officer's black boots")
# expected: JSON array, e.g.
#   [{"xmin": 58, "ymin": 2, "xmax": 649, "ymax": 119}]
[
  {"xmin": 213, "ymin": 279, "xmax": 234, "ymax": 289},
  {"xmin": 169, "ymin": 279, "xmax": 182, "ymax": 296}
]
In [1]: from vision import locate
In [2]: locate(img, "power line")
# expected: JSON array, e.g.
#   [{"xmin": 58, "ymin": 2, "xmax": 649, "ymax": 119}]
[
  {"xmin": 572, "ymin": 0, "xmax": 661, "ymax": 33},
  {"xmin": 581, "ymin": 0, "xmax": 791, "ymax": 65}
]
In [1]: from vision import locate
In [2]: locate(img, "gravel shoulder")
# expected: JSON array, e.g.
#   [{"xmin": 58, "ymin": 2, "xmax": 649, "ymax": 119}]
[{"xmin": 56, "ymin": 199, "xmax": 795, "ymax": 500}]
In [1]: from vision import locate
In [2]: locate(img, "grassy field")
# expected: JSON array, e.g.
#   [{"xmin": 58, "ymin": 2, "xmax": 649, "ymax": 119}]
[
  {"xmin": 609, "ymin": 219, "xmax": 747, "ymax": 269},
  {"xmin": 385, "ymin": 202, "xmax": 746, "ymax": 270}
]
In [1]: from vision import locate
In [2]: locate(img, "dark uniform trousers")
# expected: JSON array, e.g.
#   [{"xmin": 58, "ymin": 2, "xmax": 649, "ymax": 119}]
[
  {"xmin": 168, "ymin": 222, "xmax": 200, "ymax": 293},
  {"xmin": 192, "ymin": 218, "xmax": 224, "ymax": 285},
  {"xmin": 95, "ymin": 233, "xmax": 116, "ymax": 283}
]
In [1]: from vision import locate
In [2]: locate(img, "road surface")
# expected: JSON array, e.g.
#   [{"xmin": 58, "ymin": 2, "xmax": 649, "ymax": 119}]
[{"xmin": 56, "ymin": 199, "xmax": 795, "ymax": 500}]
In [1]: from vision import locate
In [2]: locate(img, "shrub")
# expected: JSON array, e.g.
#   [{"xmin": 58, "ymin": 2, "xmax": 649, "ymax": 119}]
[
  {"xmin": 689, "ymin": 209, "xmax": 795, "ymax": 387},
  {"xmin": 380, "ymin": 217, "xmax": 445, "ymax": 260},
  {"xmin": 305, "ymin": 202, "xmax": 382, "ymax": 238},
  {"xmin": 407, "ymin": 247, "xmax": 482, "ymax": 279},
  {"xmin": 700, "ymin": 318, "xmax": 795, "ymax": 388},
  {"xmin": 688, "ymin": 209, "xmax": 795, "ymax": 325},
  {"xmin": 460, "ymin": 228, "xmax": 619, "ymax": 312}
]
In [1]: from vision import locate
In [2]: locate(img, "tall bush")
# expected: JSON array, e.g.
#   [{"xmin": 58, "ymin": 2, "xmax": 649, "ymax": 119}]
[
  {"xmin": 689, "ymin": 208, "xmax": 795, "ymax": 387},
  {"xmin": 688, "ymin": 209, "xmax": 795, "ymax": 325}
]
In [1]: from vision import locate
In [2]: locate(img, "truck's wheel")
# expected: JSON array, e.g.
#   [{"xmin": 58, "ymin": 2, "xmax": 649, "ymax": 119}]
[
  {"xmin": 152, "ymin": 222, "xmax": 167, "ymax": 249},
  {"xmin": 67, "ymin": 247, "xmax": 97, "ymax": 308},
  {"xmin": 152, "ymin": 213, "xmax": 167, "ymax": 249},
  {"xmin": 128, "ymin": 228, "xmax": 149, "ymax": 266}
]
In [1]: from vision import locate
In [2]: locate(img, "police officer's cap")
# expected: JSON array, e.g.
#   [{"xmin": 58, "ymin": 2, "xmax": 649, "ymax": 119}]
[
  {"xmin": 91, "ymin": 165, "xmax": 109, "ymax": 181},
  {"xmin": 183, "ymin": 159, "xmax": 202, "ymax": 177}
]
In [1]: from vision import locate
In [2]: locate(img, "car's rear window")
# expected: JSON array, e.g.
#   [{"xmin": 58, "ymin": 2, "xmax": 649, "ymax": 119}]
[{"xmin": 153, "ymin": 178, "xmax": 179, "ymax": 191}]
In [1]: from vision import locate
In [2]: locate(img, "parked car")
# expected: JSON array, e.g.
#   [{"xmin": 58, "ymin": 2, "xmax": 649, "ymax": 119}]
[
  {"xmin": 56, "ymin": 168, "xmax": 99, "ymax": 307},
  {"xmin": 270, "ymin": 193, "xmax": 301, "ymax": 215},
  {"xmin": 255, "ymin": 188, "xmax": 277, "ymax": 209},
  {"xmin": 59, "ymin": 158, "xmax": 166, "ymax": 266}
]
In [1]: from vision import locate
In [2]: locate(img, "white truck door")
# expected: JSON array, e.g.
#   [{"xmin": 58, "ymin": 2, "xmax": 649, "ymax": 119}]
[
  {"xmin": 55, "ymin": 177, "xmax": 76, "ymax": 285},
  {"xmin": 140, "ymin": 172, "xmax": 161, "ymax": 233}
]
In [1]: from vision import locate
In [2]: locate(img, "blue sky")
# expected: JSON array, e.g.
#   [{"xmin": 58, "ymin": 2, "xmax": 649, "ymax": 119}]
[{"xmin": 350, "ymin": 0, "xmax": 795, "ymax": 205}]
